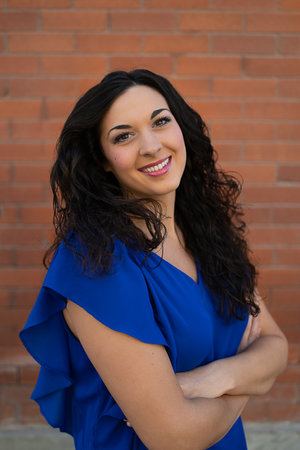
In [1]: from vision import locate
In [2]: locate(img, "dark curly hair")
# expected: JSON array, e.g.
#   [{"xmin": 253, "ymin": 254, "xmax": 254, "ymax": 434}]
[{"xmin": 45, "ymin": 69, "xmax": 259, "ymax": 321}]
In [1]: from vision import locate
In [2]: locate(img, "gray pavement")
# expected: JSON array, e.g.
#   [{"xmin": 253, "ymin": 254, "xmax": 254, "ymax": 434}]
[{"xmin": 0, "ymin": 422, "xmax": 299, "ymax": 449}]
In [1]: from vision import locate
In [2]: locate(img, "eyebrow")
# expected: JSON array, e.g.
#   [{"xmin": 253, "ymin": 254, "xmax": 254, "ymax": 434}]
[{"xmin": 107, "ymin": 108, "xmax": 171, "ymax": 137}]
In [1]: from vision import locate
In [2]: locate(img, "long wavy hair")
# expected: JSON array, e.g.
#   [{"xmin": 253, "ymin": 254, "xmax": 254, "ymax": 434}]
[{"xmin": 45, "ymin": 69, "xmax": 259, "ymax": 321}]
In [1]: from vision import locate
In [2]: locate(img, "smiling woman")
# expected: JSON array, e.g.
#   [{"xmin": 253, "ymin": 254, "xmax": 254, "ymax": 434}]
[{"xmin": 19, "ymin": 70, "xmax": 288, "ymax": 450}]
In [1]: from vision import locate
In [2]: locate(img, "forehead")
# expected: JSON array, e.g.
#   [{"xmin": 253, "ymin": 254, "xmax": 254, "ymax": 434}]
[{"xmin": 101, "ymin": 85, "xmax": 169, "ymax": 128}]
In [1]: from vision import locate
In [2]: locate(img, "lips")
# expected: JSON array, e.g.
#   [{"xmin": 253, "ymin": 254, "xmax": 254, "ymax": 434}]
[{"xmin": 138, "ymin": 156, "xmax": 171, "ymax": 173}]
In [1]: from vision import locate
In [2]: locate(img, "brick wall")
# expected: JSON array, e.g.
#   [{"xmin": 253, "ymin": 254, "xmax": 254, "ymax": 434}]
[{"xmin": 0, "ymin": 0, "xmax": 299, "ymax": 425}]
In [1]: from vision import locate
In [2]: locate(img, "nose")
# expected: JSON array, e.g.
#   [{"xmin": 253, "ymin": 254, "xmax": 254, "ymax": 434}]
[{"xmin": 139, "ymin": 130, "xmax": 162, "ymax": 156}]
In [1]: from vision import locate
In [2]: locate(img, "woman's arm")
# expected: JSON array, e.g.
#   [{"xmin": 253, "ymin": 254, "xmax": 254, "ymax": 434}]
[
  {"xmin": 176, "ymin": 295, "xmax": 289, "ymax": 399},
  {"xmin": 65, "ymin": 300, "xmax": 248, "ymax": 450}
]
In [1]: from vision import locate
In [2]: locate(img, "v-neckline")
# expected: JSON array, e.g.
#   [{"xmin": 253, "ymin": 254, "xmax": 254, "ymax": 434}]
[{"xmin": 148, "ymin": 250, "xmax": 200, "ymax": 286}]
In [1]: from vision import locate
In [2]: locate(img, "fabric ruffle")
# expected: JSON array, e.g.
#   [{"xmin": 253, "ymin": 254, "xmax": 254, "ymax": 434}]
[{"xmin": 19, "ymin": 237, "xmax": 168, "ymax": 433}]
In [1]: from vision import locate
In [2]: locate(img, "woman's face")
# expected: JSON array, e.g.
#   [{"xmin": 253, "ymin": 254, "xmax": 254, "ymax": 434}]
[{"xmin": 100, "ymin": 85, "xmax": 186, "ymax": 201}]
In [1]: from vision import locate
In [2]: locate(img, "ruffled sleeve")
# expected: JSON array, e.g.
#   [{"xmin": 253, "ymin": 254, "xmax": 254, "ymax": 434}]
[{"xmin": 19, "ymin": 236, "xmax": 168, "ymax": 432}]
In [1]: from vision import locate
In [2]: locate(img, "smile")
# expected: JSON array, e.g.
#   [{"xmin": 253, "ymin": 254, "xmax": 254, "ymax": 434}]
[{"xmin": 138, "ymin": 156, "xmax": 171, "ymax": 175}]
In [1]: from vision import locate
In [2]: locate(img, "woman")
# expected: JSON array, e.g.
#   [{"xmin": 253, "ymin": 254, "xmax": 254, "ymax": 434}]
[{"xmin": 20, "ymin": 69, "xmax": 288, "ymax": 449}]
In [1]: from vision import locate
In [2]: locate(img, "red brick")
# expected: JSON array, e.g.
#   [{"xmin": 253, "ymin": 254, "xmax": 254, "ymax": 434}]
[
  {"xmin": 0, "ymin": 367, "xmax": 17, "ymax": 384},
  {"xmin": 10, "ymin": 78, "xmax": 77, "ymax": 98},
  {"xmin": 213, "ymin": 0, "xmax": 276, "ymax": 8},
  {"xmin": 279, "ymin": 0, "xmax": 300, "ymax": 10},
  {"xmin": 77, "ymin": 34, "xmax": 141, "ymax": 53},
  {"xmin": 245, "ymin": 101, "xmax": 300, "ymax": 120},
  {"xmin": 20, "ymin": 206, "xmax": 52, "ymax": 224},
  {"xmin": 213, "ymin": 79, "xmax": 276, "ymax": 98},
  {"xmin": 190, "ymin": 100, "xmax": 241, "ymax": 120},
  {"xmin": 278, "ymin": 80, "xmax": 300, "ymax": 98},
  {"xmin": 0, "ymin": 144, "xmax": 45, "ymax": 163},
  {"xmin": 272, "ymin": 309, "xmax": 300, "ymax": 327},
  {"xmin": 0, "ymin": 249, "xmax": 14, "ymax": 266},
  {"xmin": 261, "ymin": 383, "xmax": 297, "ymax": 402},
  {"xmin": 222, "ymin": 164, "xmax": 275, "ymax": 183},
  {"xmin": 244, "ymin": 206, "xmax": 272, "ymax": 225},
  {"xmin": 245, "ymin": 186, "xmax": 300, "ymax": 203},
  {"xmin": 0, "ymin": 12, "xmax": 36, "ymax": 30},
  {"xmin": 251, "ymin": 248, "xmax": 273, "ymax": 266},
  {"xmin": 212, "ymin": 35, "xmax": 275, "ymax": 54},
  {"xmin": 272, "ymin": 289, "xmax": 300, "ymax": 307},
  {"xmin": 245, "ymin": 57, "xmax": 300, "ymax": 76},
  {"xmin": 7, "ymin": 0, "xmax": 71, "ymax": 6},
  {"xmin": 274, "ymin": 207, "xmax": 300, "ymax": 224},
  {"xmin": 145, "ymin": 35, "xmax": 208, "ymax": 54},
  {"xmin": 147, "ymin": 0, "xmax": 207, "ymax": 7},
  {"xmin": 16, "ymin": 248, "xmax": 45, "ymax": 266},
  {"xmin": 19, "ymin": 366, "xmax": 39, "ymax": 385},
  {"xmin": 77, "ymin": 77, "xmax": 103, "ymax": 96},
  {"xmin": 177, "ymin": 56, "xmax": 241, "ymax": 76},
  {"xmin": 278, "ymin": 123, "xmax": 300, "ymax": 140},
  {"xmin": 214, "ymin": 144, "xmax": 241, "ymax": 162},
  {"xmin": 170, "ymin": 78, "xmax": 211, "ymax": 98},
  {"xmin": 112, "ymin": 12, "xmax": 175, "ymax": 31},
  {"xmin": 278, "ymin": 165, "xmax": 300, "ymax": 182},
  {"xmin": 0, "ymin": 327, "xmax": 20, "ymax": 346},
  {"xmin": 21, "ymin": 402, "xmax": 46, "ymax": 424},
  {"xmin": 0, "ymin": 121, "xmax": 10, "ymax": 139},
  {"xmin": 0, "ymin": 79, "xmax": 9, "ymax": 96},
  {"xmin": 269, "ymin": 404, "xmax": 300, "ymax": 421},
  {"xmin": 288, "ymin": 345, "xmax": 300, "ymax": 363},
  {"xmin": 247, "ymin": 13, "xmax": 300, "ymax": 32},
  {"xmin": 13, "ymin": 289, "xmax": 39, "ymax": 308},
  {"xmin": 110, "ymin": 56, "xmax": 173, "ymax": 75},
  {"xmin": 245, "ymin": 144, "xmax": 300, "ymax": 162},
  {"xmin": 0, "ymin": 34, "xmax": 3, "ymax": 51},
  {"xmin": 45, "ymin": 100, "xmax": 75, "ymax": 119},
  {"xmin": 0, "ymin": 228, "xmax": 43, "ymax": 246},
  {"xmin": 0, "ymin": 308, "xmax": 31, "ymax": 329},
  {"xmin": 0, "ymin": 404, "xmax": 16, "ymax": 423},
  {"xmin": 279, "ymin": 36, "xmax": 300, "ymax": 54},
  {"xmin": 0, "ymin": 186, "xmax": 43, "ymax": 203},
  {"xmin": 14, "ymin": 164, "xmax": 50, "ymax": 183},
  {"xmin": 211, "ymin": 122, "xmax": 274, "ymax": 141},
  {"xmin": 0, "ymin": 100, "xmax": 41, "ymax": 119},
  {"xmin": 0, "ymin": 269, "xmax": 44, "ymax": 288},
  {"xmin": 41, "ymin": 11, "xmax": 106, "ymax": 31},
  {"xmin": 5, "ymin": 385, "xmax": 34, "ymax": 403},
  {"xmin": 242, "ymin": 399, "xmax": 268, "ymax": 421},
  {"xmin": 276, "ymin": 249, "xmax": 300, "ymax": 265},
  {"xmin": 0, "ymin": 165, "xmax": 11, "ymax": 183},
  {"xmin": 283, "ymin": 327, "xmax": 300, "ymax": 344},
  {"xmin": 179, "ymin": 12, "xmax": 243, "ymax": 32},
  {"xmin": 12, "ymin": 121, "xmax": 62, "ymax": 141},
  {"xmin": 249, "ymin": 227, "xmax": 299, "ymax": 246},
  {"xmin": 75, "ymin": 0, "xmax": 139, "ymax": 6},
  {"xmin": 0, "ymin": 56, "xmax": 39, "ymax": 75},
  {"xmin": 0, "ymin": 290, "xmax": 11, "ymax": 307},
  {"xmin": 0, "ymin": 206, "xmax": 18, "ymax": 224},
  {"xmin": 41, "ymin": 55, "xmax": 106, "ymax": 75},
  {"xmin": 8, "ymin": 33, "xmax": 74, "ymax": 53},
  {"xmin": 0, "ymin": 347, "xmax": 32, "ymax": 365},
  {"xmin": 258, "ymin": 269, "xmax": 300, "ymax": 287}
]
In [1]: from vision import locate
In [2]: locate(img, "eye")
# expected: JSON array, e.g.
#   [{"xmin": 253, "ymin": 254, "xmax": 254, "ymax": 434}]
[
  {"xmin": 153, "ymin": 116, "xmax": 171, "ymax": 128},
  {"xmin": 113, "ymin": 132, "xmax": 133, "ymax": 144}
]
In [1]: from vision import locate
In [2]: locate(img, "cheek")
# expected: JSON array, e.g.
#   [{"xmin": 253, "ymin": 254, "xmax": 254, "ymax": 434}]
[{"xmin": 107, "ymin": 150, "xmax": 134, "ymax": 173}]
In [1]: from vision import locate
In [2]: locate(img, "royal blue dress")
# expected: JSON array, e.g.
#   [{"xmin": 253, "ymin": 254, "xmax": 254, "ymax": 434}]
[{"xmin": 20, "ymin": 235, "xmax": 249, "ymax": 449}]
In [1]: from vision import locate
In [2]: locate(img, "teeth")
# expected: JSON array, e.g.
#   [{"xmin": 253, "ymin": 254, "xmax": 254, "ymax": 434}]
[{"xmin": 142, "ymin": 157, "xmax": 169, "ymax": 173}]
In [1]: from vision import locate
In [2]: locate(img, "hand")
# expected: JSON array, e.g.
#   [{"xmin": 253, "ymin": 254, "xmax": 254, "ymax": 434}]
[
  {"xmin": 237, "ymin": 315, "xmax": 261, "ymax": 353},
  {"xmin": 176, "ymin": 360, "xmax": 233, "ymax": 400}
]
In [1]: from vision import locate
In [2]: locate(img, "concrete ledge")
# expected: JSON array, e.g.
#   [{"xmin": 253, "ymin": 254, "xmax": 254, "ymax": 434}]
[{"xmin": 0, "ymin": 422, "xmax": 300, "ymax": 449}]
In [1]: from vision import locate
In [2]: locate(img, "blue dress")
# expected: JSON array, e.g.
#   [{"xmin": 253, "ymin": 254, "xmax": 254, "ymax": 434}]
[{"xmin": 20, "ymin": 236, "xmax": 248, "ymax": 449}]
